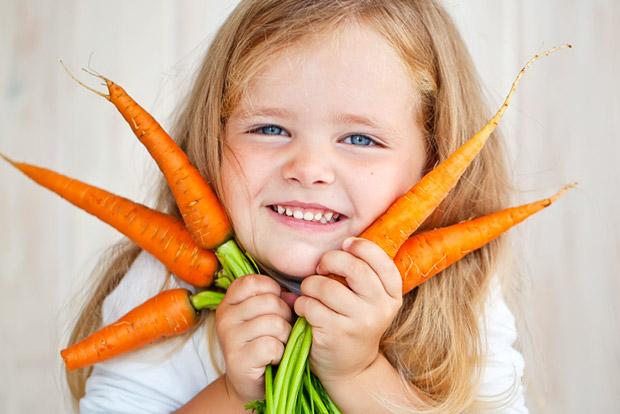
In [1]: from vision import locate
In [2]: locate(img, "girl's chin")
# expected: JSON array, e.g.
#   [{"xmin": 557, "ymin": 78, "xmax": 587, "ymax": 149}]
[
  {"xmin": 254, "ymin": 237, "xmax": 344, "ymax": 277},
  {"xmin": 269, "ymin": 260, "xmax": 318, "ymax": 279},
  {"xmin": 261, "ymin": 250, "xmax": 323, "ymax": 278}
]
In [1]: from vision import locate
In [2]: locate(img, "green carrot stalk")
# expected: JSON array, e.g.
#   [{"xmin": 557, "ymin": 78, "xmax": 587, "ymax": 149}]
[
  {"xmin": 284, "ymin": 327, "xmax": 313, "ymax": 413},
  {"xmin": 265, "ymin": 365, "xmax": 274, "ymax": 414}
]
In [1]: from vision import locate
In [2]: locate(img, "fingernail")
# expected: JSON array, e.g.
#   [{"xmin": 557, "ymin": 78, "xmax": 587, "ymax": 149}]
[{"xmin": 342, "ymin": 237, "xmax": 355, "ymax": 250}]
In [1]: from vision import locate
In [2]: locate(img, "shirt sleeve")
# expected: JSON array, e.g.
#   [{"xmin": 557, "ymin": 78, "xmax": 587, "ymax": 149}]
[
  {"xmin": 472, "ymin": 276, "xmax": 528, "ymax": 414},
  {"xmin": 79, "ymin": 251, "xmax": 224, "ymax": 414}
]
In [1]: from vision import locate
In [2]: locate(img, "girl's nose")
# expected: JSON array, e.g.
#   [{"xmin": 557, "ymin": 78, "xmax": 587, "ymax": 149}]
[{"xmin": 281, "ymin": 142, "xmax": 335, "ymax": 187}]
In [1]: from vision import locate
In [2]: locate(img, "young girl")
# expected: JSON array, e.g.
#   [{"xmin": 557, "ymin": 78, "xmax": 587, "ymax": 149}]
[{"xmin": 67, "ymin": 1, "xmax": 527, "ymax": 412}]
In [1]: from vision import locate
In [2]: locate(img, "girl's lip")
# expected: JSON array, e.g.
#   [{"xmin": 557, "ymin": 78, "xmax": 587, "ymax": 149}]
[{"xmin": 266, "ymin": 206, "xmax": 346, "ymax": 232}]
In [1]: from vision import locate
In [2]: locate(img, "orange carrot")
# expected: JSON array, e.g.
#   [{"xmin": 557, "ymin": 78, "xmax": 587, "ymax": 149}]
[
  {"xmin": 62, "ymin": 64, "xmax": 231, "ymax": 249},
  {"xmin": 394, "ymin": 184, "xmax": 575, "ymax": 293},
  {"xmin": 61, "ymin": 288, "xmax": 198, "ymax": 371},
  {"xmin": 1, "ymin": 154, "xmax": 218, "ymax": 287},
  {"xmin": 360, "ymin": 45, "xmax": 572, "ymax": 259}
]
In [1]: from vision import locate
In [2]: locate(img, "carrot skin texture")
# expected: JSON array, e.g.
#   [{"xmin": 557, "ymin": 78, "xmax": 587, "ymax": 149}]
[
  {"xmin": 2, "ymin": 156, "xmax": 217, "ymax": 287},
  {"xmin": 394, "ymin": 185, "xmax": 574, "ymax": 293},
  {"xmin": 100, "ymin": 79, "xmax": 232, "ymax": 249},
  {"xmin": 360, "ymin": 45, "xmax": 572, "ymax": 259},
  {"xmin": 61, "ymin": 288, "xmax": 199, "ymax": 371}
]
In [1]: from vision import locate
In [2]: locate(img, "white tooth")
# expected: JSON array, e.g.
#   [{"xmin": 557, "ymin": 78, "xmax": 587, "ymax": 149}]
[
  {"xmin": 314, "ymin": 212, "xmax": 323, "ymax": 221},
  {"xmin": 293, "ymin": 210, "xmax": 304, "ymax": 219},
  {"xmin": 324, "ymin": 211, "xmax": 333, "ymax": 221},
  {"xmin": 285, "ymin": 208, "xmax": 293, "ymax": 216},
  {"xmin": 303, "ymin": 211, "xmax": 314, "ymax": 221},
  {"xmin": 320, "ymin": 217, "xmax": 327, "ymax": 224},
  {"xmin": 277, "ymin": 205, "xmax": 285, "ymax": 214}
]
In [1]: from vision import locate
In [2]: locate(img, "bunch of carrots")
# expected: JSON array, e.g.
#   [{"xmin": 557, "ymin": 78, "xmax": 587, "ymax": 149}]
[{"xmin": 1, "ymin": 44, "xmax": 572, "ymax": 413}]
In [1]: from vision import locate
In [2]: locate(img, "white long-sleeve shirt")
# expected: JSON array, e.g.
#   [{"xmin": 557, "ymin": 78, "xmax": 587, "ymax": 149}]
[{"xmin": 79, "ymin": 251, "xmax": 527, "ymax": 413}]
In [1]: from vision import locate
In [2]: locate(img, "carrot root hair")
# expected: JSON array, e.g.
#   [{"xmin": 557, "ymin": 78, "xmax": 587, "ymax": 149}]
[{"xmin": 59, "ymin": 60, "xmax": 110, "ymax": 100}]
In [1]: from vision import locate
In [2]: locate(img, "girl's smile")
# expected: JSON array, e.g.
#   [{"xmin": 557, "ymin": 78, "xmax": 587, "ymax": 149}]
[
  {"xmin": 220, "ymin": 21, "xmax": 427, "ymax": 279},
  {"xmin": 266, "ymin": 202, "xmax": 347, "ymax": 233}
]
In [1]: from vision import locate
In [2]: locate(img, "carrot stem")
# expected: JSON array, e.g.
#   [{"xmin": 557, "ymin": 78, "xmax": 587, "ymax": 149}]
[
  {"xmin": 284, "ymin": 327, "xmax": 313, "ymax": 413},
  {"xmin": 192, "ymin": 240, "xmax": 259, "ymax": 310},
  {"xmin": 215, "ymin": 239, "xmax": 259, "ymax": 280},
  {"xmin": 190, "ymin": 291, "xmax": 225, "ymax": 311},
  {"xmin": 303, "ymin": 363, "xmax": 328, "ymax": 414},
  {"xmin": 272, "ymin": 317, "xmax": 307, "ymax": 412},
  {"xmin": 277, "ymin": 327, "xmax": 305, "ymax": 414},
  {"xmin": 265, "ymin": 365, "xmax": 274, "ymax": 414}
]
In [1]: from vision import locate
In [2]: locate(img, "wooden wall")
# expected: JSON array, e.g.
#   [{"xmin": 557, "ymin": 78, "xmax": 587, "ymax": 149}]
[{"xmin": 1, "ymin": 1, "xmax": 617, "ymax": 412}]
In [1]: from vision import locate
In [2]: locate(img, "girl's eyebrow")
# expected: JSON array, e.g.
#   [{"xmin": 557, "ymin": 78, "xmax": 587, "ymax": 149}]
[
  {"xmin": 236, "ymin": 106, "xmax": 295, "ymax": 120},
  {"xmin": 236, "ymin": 106, "xmax": 393, "ymax": 133}
]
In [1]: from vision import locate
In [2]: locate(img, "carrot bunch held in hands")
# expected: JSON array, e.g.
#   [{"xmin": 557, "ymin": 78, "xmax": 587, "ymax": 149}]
[{"xmin": 1, "ymin": 44, "xmax": 572, "ymax": 412}]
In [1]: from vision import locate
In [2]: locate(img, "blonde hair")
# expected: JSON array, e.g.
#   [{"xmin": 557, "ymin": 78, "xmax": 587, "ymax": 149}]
[{"xmin": 66, "ymin": 1, "xmax": 515, "ymax": 412}]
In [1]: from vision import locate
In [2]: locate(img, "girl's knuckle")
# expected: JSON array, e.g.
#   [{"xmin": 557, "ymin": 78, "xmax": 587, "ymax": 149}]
[
  {"xmin": 267, "ymin": 314, "xmax": 285, "ymax": 331},
  {"xmin": 227, "ymin": 276, "xmax": 244, "ymax": 291},
  {"xmin": 238, "ymin": 274, "xmax": 260, "ymax": 289},
  {"xmin": 278, "ymin": 318, "xmax": 292, "ymax": 338},
  {"xmin": 271, "ymin": 342, "xmax": 285, "ymax": 364},
  {"xmin": 257, "ymin": 337, "xmax": 283, "ymax": 361},
  {"xmin": 258, "ymin": 293, "xmax": 280, "ymax": 312}
]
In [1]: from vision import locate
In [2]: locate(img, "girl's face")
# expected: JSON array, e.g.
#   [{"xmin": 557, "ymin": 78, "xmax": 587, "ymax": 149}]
[{"xmin": 221, "ymin": 22, "xmax": 427, "ymax": 279}]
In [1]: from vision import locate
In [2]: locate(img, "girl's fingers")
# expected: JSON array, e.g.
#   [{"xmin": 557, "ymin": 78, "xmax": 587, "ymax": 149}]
[
  {"xmin": 224, "ymin": 274, "xmax": 281, "ymax": 306},
  {"xmin": 234, "ymin": 293, "xmax": 293, "ymax": 323},
  {"xmin": 294, "ymin": 294, "xmax": 345, "ymax": 330},
  {"xmin": 245, "ymin": 336, "xmax": 286, "ymax": 367},
  {"xmin": 316, "ymin": 249, "xmax": 383, "ymax": 300},
  {"xmin": 299, "ymin": 275, "xmax": 359, "ymax": 317},
  {"xmin": 238, "ymin": 314, "xmax": 292, "ymax": 344},
  {"xmin": 342, "ymin": 237, "xmax": 403, "ymax": 300}
]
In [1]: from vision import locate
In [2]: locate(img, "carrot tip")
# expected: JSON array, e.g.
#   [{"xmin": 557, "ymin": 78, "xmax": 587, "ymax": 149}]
[
  {"xmin": 0, "ymin": 151, "xmax": 15, "ymax": 165},
  {"xmin": 59, "ymin": 60, "xmax": 110, "ymax": 100},
  {"xmin": 549, "ymin": 182, "xmax": 577, "ymax": 203}
]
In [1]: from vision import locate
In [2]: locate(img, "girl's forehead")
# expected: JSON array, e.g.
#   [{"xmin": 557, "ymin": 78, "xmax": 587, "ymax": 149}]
[
  {"xmin": 234, "ymin": 23, "xmax": 417, "ymax": 118},
  {"xmin": 262, "ymin": 23, "xmax": 405, "ymax": 81}
]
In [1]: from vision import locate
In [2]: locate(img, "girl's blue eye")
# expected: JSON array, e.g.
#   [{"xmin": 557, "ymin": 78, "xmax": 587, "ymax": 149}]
[
  {"xmin": 344, "ymin": 134, "xmax": 376, "ymax": 146},
  {"xmin": 250, "ymin": 125, "xmax": 377, "ymax": 147},
  {"xmin": 251, "ymin": 125, "xmax": 286, "ymax": 136}
]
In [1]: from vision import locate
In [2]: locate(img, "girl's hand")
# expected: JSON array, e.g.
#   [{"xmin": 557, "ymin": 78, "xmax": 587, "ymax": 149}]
[
  {"xmin": 215, "ymin": 274, "xmax": 294, "ymax": 403},
  {"xmin": 294, "ymin": 237, "xmax": 403, "ymax": 383}
]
